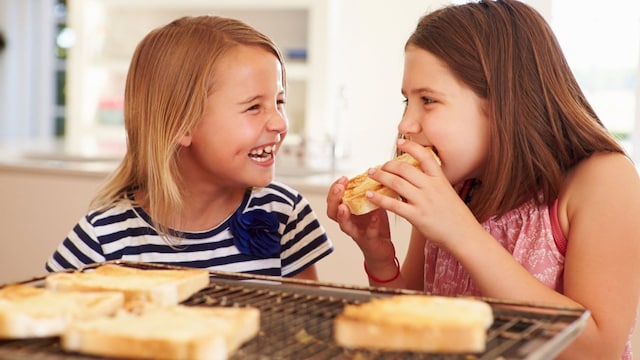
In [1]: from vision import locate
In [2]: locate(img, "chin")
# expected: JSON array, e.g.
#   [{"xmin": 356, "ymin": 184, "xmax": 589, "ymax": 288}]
[{"xmin": 250, "ymin": 172, "xmax": 274, "ymax": 187}]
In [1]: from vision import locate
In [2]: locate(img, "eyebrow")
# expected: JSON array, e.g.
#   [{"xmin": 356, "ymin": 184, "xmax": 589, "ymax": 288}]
[
  {"xmin": 402, "ymin": 87, "xmax": 447, "ymax": 98},
  {"xmin": 238, "ymin": 95, "xmax": 263, "ymax": 105},
  {"xmin": 237, "ymin": 89, "xmax": 286, "ymax": 105}
]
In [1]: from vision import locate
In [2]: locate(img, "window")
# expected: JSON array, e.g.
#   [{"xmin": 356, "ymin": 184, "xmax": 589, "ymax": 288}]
[{"xmin": 550, "ymin": 0, "xmax": 640, "ymax": 160}]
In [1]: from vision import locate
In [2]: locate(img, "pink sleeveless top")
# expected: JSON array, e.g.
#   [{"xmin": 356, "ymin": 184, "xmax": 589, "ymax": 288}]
[{"xmin": 423, "ymin": 196, "xmax": 634, "ymax": 359}]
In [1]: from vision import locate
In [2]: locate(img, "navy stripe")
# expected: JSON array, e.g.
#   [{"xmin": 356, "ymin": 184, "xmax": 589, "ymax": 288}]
[
  {"xmin": 283, "ymin": 202, "xmax": 313, "ymax": 236},
  {"xmin": 267, "ymin": 182, "xmax": 297, "ymax": 202},
  {"xmin": 100, "ymin": 227, "xmax": 157, "ymax": 244},
  {"xmin": 282, "ymin": 233, "xmax": 330, "ymax": 266},
  {"xmin": 105, "ymin": 239, "xmax": 237, "ymax": 258},
  {"xmin": 93, "ymin": 209, "xmax": 138, "ymax": 226},
  {"xmin": 73, "ymin": 224, "xmax": 103, "ymax": 256},
  {"xmin": 250, "ymin": 193, "xmax": 290, "ymax": 208}
]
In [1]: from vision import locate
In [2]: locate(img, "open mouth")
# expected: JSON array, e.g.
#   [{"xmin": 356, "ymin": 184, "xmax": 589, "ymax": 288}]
[{"xmin": 249, "ymin": 144, "xmax": 277, "ymax": 163}]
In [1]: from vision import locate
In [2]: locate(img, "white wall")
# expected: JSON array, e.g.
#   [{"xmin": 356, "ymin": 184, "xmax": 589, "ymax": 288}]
[{"xmin": 334, "ymin": 0, "xmax": 451, "ymax": 172}]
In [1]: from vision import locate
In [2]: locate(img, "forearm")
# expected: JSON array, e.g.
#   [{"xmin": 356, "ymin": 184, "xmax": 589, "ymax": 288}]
[{"xmin": 450, "ymin": 231, "xmax": 630, "ymax": 358}]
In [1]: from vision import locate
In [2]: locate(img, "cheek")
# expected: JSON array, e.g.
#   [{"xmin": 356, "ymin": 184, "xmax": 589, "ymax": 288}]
[{"xmin": 433, "ymin": 114, "xmax": 490, "ymax": 182}]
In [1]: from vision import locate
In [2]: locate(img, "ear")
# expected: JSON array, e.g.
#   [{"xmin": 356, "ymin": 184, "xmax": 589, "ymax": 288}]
[{"xmin": 178, "ymin": 131, "xmax": 193, "ymax": 147}]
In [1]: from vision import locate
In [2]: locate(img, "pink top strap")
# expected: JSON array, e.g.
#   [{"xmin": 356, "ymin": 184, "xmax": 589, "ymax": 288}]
[{"xmin": 549, "ymin": 199, "xmax": 568, "ymax": 256}]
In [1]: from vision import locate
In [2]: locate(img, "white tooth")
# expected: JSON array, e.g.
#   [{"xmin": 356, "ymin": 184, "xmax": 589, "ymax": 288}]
[{"xmin": 250, "ymin": 149, "xmax": 258, "ymax": 155}]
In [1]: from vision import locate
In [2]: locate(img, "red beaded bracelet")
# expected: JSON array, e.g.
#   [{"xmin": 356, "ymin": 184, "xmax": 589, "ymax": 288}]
[{"xmin": 364, "ymin": 256, "xmax": 400, "ymax": 283}]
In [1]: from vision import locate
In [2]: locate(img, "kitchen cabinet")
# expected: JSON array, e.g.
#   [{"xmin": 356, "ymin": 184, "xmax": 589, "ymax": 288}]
[{"xmin": 66, "ymin": 0, "xmax": 340, "ymax": 171}]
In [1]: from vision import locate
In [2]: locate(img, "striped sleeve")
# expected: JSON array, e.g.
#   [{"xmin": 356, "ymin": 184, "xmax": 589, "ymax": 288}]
[
  {"xmin": 45, "ymin": 212, "xmax": 107, "ymax": 272},
  {"xmin": 268, "ymin": 183, "xmax": 333, "ymax": 276}
]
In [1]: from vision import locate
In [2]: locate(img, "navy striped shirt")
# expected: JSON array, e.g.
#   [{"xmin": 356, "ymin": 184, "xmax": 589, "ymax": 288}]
[{"xmin": 46, "ymin": 182, "xmax": 333, "ymax": 277}]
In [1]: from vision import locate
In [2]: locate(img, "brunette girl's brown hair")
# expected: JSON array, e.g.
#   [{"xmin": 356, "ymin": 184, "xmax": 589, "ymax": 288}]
[
  {"xmin": 407, "ymin": 0, "xmax": 624, "ymax": 221},
  {"xmin": 91, "ymin": 16, "xmax": 286, "ymax": 239}
]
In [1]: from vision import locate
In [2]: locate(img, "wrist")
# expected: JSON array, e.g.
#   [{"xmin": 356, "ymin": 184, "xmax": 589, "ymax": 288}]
[{"xmin": 364, "ymin": 256, "xmax": 400, "ymax": 283}]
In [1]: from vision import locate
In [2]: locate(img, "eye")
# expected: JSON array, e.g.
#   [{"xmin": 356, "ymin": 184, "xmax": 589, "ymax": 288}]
[
  {"xmin": 246, "ymin": 104, "xmax": 261, "ymax": 112},
  {"xmin": 421, "ymin": 96, "xmax": 436, "ymax": 105}
]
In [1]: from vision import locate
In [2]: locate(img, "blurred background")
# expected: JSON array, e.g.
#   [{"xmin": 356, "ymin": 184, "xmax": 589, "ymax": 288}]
[
  {"xmin": 0, "ymin": 0, "xmax": 638, "ymax": 171},
  {"xmin": 0, "ymin": 0, "xmax": 638, "ymax": 303}
]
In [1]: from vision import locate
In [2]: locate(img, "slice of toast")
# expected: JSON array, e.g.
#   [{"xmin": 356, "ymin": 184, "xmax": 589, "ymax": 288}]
[
  {"xmin": 334, "ymin": 295, "xmax": 493, "ymax": 353},
  {"xmin": 61, "ymin": 304, "xmax": 260, "ymax": 360},
  {"xmin": 45, "ymin": 264, "xmax": 210, "ymax": 306},
  {"xmin": 342, "ymin": 147, "xmax": 441, "ymax": 215},
  {"xmin": 0, "ymin": 284, "xmax": 124, "ymax": 338}
]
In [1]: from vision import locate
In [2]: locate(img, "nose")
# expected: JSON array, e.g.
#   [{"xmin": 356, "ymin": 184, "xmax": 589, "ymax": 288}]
[
  {"xmin": 267, "ymin": 107, "xmax": 288, "ymax": 134},
  {"xmin": 397, "ymin": 107, "xmax": 421, "ymax": 137}
]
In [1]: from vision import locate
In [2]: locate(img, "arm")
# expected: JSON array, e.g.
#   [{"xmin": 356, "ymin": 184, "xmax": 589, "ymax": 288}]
[
  {"xmin": 367, "ymin": 141, "xmax": 640, "ymax": 358},
  {"xmin": 459, "ymin": 154, "xmax": 640, "ymax": 358},
  {"xmin": 292, "ymin": 264, "xmax": 319, "ymax": 280},
  {"xmin": 400, "ymin": 228, "xmax": 427, "ymax": 291},
  {"xmin": 554, "ymin": 153, "xmax": 640, "ymax": 358}
]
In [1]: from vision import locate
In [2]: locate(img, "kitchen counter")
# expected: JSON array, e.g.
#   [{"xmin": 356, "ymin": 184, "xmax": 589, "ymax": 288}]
[{"xmin": 0, "ymin": 139, "xmax": 346, "ymax": 192}]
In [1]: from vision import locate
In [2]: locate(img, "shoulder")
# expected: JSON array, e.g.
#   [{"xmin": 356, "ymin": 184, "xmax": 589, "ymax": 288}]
[
  {"xmin": 563, "ymin": 152, "xmax": 639, "ymax": 199},
  {"xmin": 250, "ymin": 182, "xmax": 305, "ymax": 206},
  {"xmin": 85, "ymin": 202, "xmax": 141, "ymax": 227},
  {"xmin": 559, "ymin": 152, "xmax": 640, "ymax": 231}
]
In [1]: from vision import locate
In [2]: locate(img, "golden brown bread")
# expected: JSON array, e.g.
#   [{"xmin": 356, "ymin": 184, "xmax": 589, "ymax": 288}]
[
  {"xmin": 0, "ymin": 284, "xmax": 124, "ymax": 339},
  {"xmin": 342, "ymin": 147, "xmax": 441, "ymax": 215},
  {"xmin": 334, "ymin": 295, "xmax": 493, "ymax": 353},
  {"xmin": 45, "ymin": 264, "xmax": 210, "ymax": 306},
  {"xmin": 61, "ymin": 303, "xmax": 260, "ymax": 360}
]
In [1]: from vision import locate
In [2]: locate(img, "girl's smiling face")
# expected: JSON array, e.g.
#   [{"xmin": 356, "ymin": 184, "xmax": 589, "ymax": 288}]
[
  {"xmin": 399, "ymin": 44, "xmax": 491, "ymax": 185},
  {"xmin": 179, "ymin": 45, "xmax": 288, "ymax": 189}
]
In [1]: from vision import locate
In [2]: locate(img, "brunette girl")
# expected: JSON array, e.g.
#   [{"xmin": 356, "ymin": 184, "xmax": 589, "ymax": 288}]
[{"xmin": 327, "ymin": 1, "xmax": 640, "ymax": 358}]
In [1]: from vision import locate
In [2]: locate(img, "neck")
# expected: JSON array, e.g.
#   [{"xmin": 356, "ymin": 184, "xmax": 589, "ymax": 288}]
[{"xmin": 137, "ymin": 187, "xmax": 248, "ymax": 232}]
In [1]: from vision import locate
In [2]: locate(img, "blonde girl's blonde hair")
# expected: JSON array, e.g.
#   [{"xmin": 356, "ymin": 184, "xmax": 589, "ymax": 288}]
[
  {"xmin": 90, "ymin": 16, "xmax": 286, "ymax": 238},
  {"xmin": 407, "ymin": 0, "xmax": 624, "ymax": 222}
]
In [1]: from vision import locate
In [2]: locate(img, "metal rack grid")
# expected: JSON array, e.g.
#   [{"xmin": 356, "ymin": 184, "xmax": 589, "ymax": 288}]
[{"xmin": 0, "ymin": 261, "xmax": 590, "ymax": 359}]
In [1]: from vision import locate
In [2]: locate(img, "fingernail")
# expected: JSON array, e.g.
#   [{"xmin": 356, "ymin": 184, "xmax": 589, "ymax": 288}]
[
  {"xmin": 397, "ymin": 138, "xmax": 406, "ymax": 145},
  {"xmin": 367, "ymin": 167, "xmax": 376, "ymax": 175}
]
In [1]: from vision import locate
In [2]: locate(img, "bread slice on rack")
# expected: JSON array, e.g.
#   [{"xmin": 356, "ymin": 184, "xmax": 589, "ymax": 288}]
[
  {"xmin": 0, "ymin": 284, "xmax": 124, "ymax": 339},
  {"xmin": 45, "ymin": 264, "xmax": 210, "ymax": 306},
  {"xmin": 334, "ymin": 295, "xmax": 493, "ymax": 353},
  {"xmin": 61, "ymin": 303, "xmax": 260, "ymax": 360}
]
